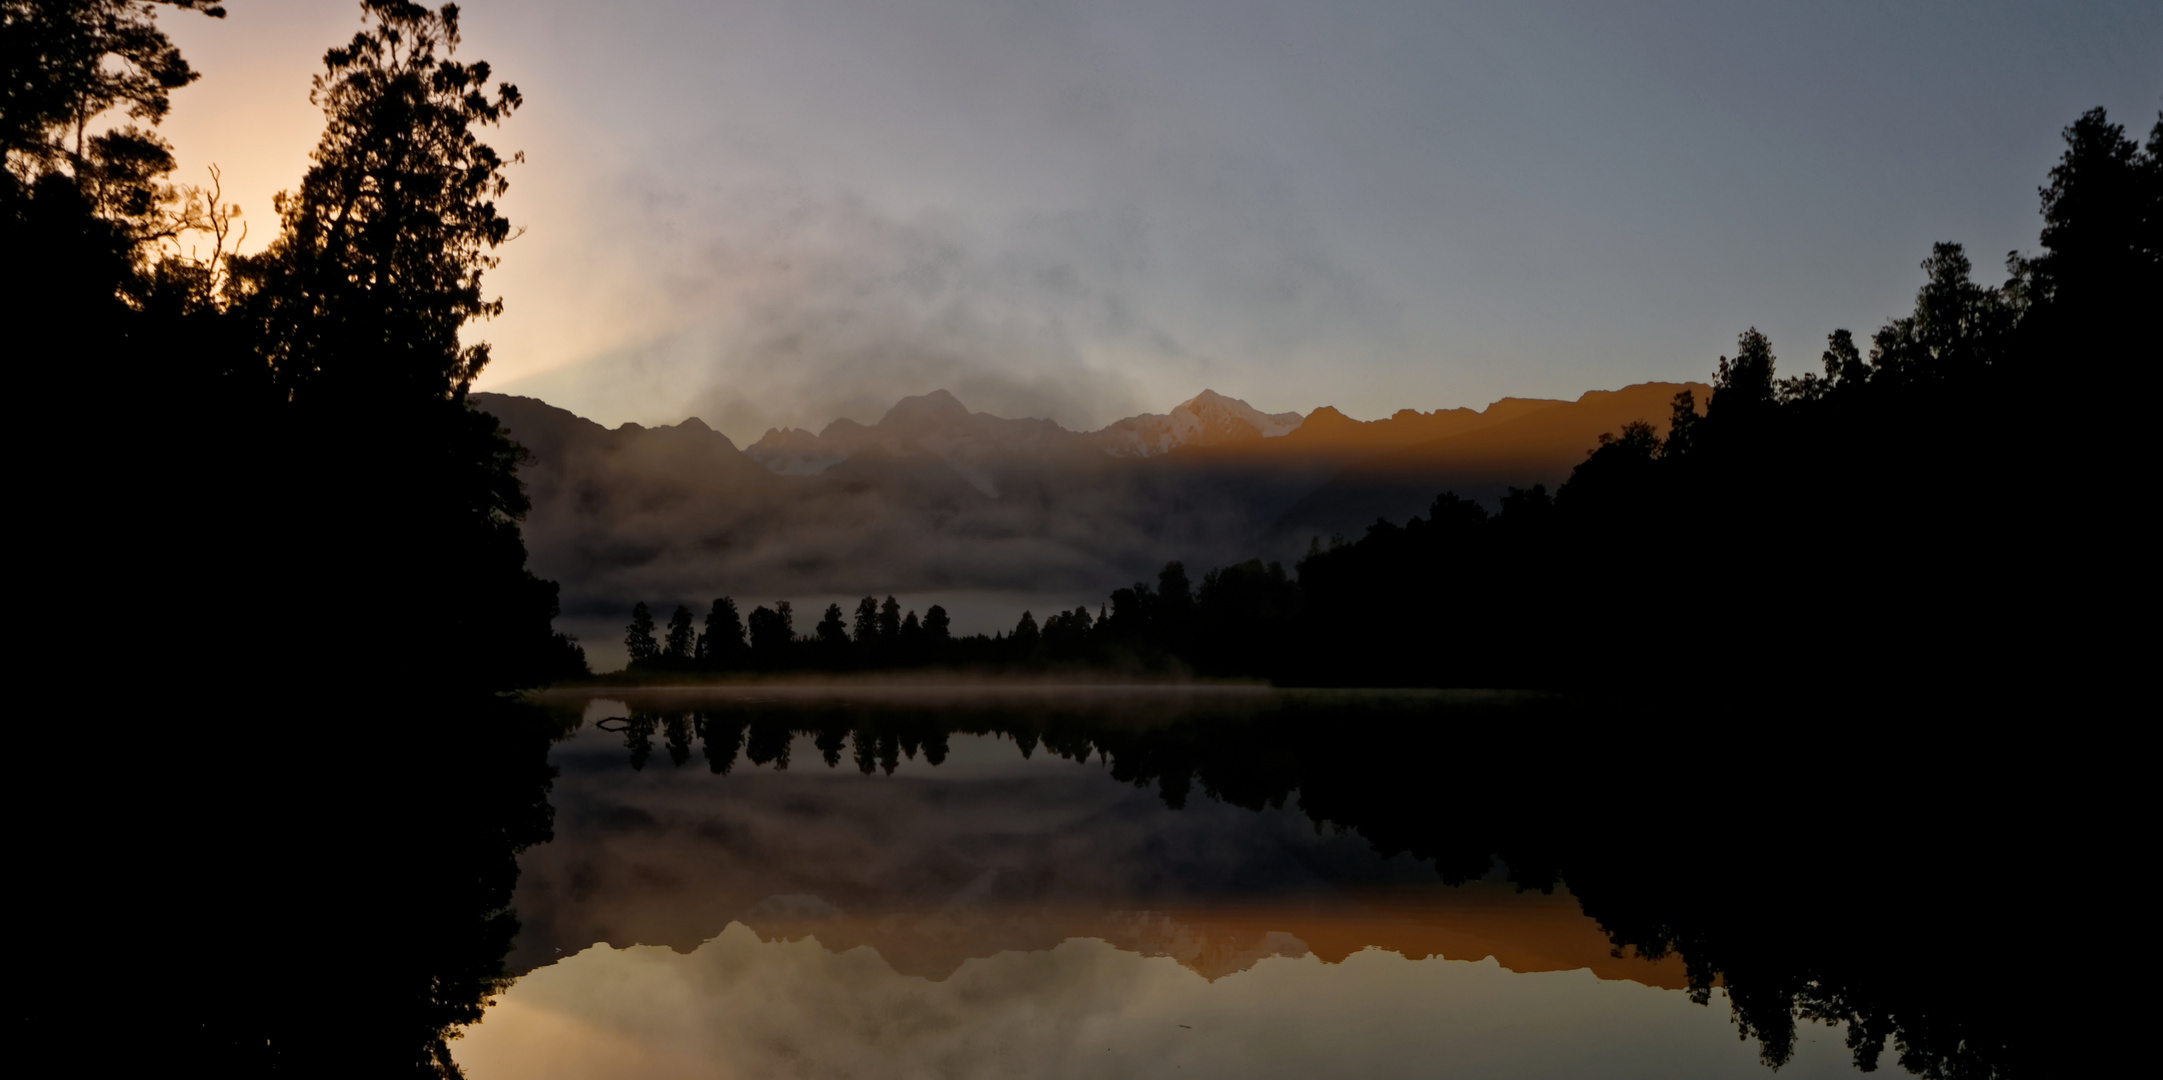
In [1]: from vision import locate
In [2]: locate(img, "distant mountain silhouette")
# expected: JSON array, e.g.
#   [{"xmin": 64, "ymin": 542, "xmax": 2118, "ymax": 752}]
[
  {"xmin": 743, "ymin": 387, "xmax": 1299, "ymax": 489},
  {"xmin": 746, "ymin": 388, "xmax": 1096, "ymax": 497},
  {"xmin": 472, "ymin": 383, "xmax": 1707, "ymax": 632}
]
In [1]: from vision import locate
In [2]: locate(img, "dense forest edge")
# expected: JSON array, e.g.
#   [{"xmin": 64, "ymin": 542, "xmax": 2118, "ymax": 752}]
[
  {"xmin": 616, "ymin": 104, "xmax": 2159, "ymax": 697},
  {"xmin": 8, "ymin": 3, "xmax": 2151, "ymax": 1079}
]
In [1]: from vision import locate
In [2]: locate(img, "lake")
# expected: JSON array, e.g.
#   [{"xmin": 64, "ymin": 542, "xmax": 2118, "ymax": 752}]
[{"xmin": 442, "ymin": 685, "xmax": 2018, "ymax": 1079}]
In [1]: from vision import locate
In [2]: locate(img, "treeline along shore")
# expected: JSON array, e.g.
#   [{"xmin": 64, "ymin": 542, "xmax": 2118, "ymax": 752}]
[{"xmin": 616, "ymin": 102, "xmax": 2159, "ymax": 698}]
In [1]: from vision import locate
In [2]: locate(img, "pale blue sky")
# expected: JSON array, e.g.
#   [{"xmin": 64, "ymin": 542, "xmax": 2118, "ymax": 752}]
[{"xmin": 162, "ymin": 1, "xmax": 2161, "ymax": 440}]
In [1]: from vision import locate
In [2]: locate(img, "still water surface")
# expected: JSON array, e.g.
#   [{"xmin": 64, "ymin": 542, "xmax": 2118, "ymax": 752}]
[{"xmin": 455, "ymin": 687, "xmax": 1927, "ymax": 1079}]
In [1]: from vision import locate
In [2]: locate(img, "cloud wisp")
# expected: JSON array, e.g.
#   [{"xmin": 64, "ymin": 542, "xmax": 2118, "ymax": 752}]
[{"xmin": 496, "ymin": 188, "xmax": 1181, "ymax": 439}]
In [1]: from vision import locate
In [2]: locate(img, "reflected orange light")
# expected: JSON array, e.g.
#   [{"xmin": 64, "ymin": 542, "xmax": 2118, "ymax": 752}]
[{"xmin": 731, "ymin": 878, "xmax": 1685, "ymax": 989}]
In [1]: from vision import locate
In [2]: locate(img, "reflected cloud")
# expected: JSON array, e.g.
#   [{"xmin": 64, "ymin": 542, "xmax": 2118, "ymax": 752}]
[{"xmin": 492, "ymin": 192, "xmax": 1154, "ymax": 438}]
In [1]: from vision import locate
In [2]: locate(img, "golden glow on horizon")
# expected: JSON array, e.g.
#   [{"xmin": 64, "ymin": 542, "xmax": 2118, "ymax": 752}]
[
  {"xmin": 153, "ymin": 4, "xmax": 621, "ymax": 390},
  {"xmin": 158, "ymin": 8, "xmax": 346, "ymax": 265}
]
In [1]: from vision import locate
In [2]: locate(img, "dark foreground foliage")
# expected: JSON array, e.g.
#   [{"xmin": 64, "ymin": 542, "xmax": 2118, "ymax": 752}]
[
  {"xmin": 10, "ymin": 4, "xmax": 579, "ymax": 1077},
  {"xmin": 85, "ymin": 696, "xmax": 565, "ymax": 1076}
]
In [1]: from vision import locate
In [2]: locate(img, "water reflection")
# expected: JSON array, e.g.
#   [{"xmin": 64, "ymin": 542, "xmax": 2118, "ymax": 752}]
[
  {"xmin": 451, "ymin": 687, "xmax": 2035, "ymax": 1079},
  {"xmin": 464, "ymin": 931, "xmax": 1856, "ymax": 1080},
  {"xmin": 28, "ymin": 694, "xmax": 564, "ymax": 1078}
]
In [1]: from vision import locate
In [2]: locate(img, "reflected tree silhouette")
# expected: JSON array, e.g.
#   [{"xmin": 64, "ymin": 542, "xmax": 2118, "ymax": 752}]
[
  {"xmin": 663, "ymin": 713, "xmax": 693, "ymax": 767},
  {"xmin": 744, "ymin": 716, "xmax": 795, "ymax": 770},
  {"xmin": 696, "ymin": 710, "xmax": 746, "ymax": 775},
  {"xmin": 616, "ymin": 710, "xmax": 656, "ymax": 771},
  {"xmin": 577, "ymin": 691, "xmax": 2048, "ymax": 1080}
]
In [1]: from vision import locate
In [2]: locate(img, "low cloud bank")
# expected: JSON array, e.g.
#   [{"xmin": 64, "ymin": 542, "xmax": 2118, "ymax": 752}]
[{"xmin": 477, "ymin": 381, "xmax": 1705, "ymax": 670}]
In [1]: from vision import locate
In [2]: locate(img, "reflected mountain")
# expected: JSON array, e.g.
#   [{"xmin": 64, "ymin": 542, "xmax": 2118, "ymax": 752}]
[
  {"xmin": 507, "ymin": 687, "xmax": 2041, "ymax": 1079},
  {"xmin": 512, "ymin": 700, "xmax": 1686, "ymax": 988},
  {"xmin": 587, "ymin": 885, "xmax": 1691, "ymax": 989}
]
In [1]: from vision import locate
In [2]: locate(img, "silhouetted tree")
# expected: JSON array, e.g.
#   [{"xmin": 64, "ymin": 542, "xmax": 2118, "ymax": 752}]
[
  {"xmin": 893, "ymin": 609, "xmax": 922, "ymax": 663},
  {"xmin": 748, "ymin": 602, "xmax": 793, "ymax": 658},
  {"xmin": 621, "ymin": 708, "xmax": 655, "ymax": 771},
  {"xmin": 1104, "ymin": 583, "xmax": 1154, "ymax": 645},
  {"xmin": 625, "ymin": 602, "xmax": 658, "ymax": 665},
  {"xmin": 1154, "ymin": 561, "xmax": 1195, "ymax": 655},
  {"xmin": 2009, "ymin": 106, "xmax": 2162, "ymax": 377},
  {"xmin": 1499, "ymin": 483, "xmax": 1552, "ymax": 519},
  {"xmin": 662, "ymin": 711, "xmax": 692, "ymax": 767},
  {"xmin": 1820, "ymin": 329, "xmax": 1867, "ymax": 387},
  {"xmin": 229, "ymin": 0, "xmax": 522, "ymax": 406},
  {"xmin": 816, "ymin": 603, "xmax": 849, "ymax": 645},
  {"xmin": 1770, "ymin": 331, "xmax": 1871, "ymax": 408},
  {"xmin": 1555, "ymin": 420, "xmax": 1665, "ymax": 519},
  {"xmin": 1010, "ymin": 610, "xmax": 1041, "ymax": 661},
  {"xmin": 923, "ymin": 604, "xmax": 952, "ymax": 643},
  {"xmin": 5, "ymin": 0, "xmax": 242, "ymax": 545},
  {"xmin": 663, "ymin": 604, "xmax": 695, "ymax": 662},
  {"xmin": 699, "ymin": 596, "xmax": 745, "ymax": 667},
  {"xmin": 743, "ymin": 715, "xmax": 792, "ymax": 769},
  {"xmin": 1869, "ymin": 244, "xmax": 2015, "ymax": 386},
  {"xmin": 696, "ymin": 709, "xmax": 745, "ymax": 774},
  {"xmin": 543, "ymin": 632, "xmax": 589, "ymax": 679},
  {"xmin": 2, "ymin": 0, "xmax": 224, "ymax": 246},
  {"xmin": 1041, "ymin": 606, "xmax": 1093, "ymax": 660},
  {"xmin": 194, "ymin": 0, "xmax": 564, "ymax": 694},
  {"xmin": 1708, "ymin": 327, "xmax": 1779, "ymax": 429},
  {"xmin": 852, "ymin": 596, "xmax": 878, "ymax": 644},
  {"xmin": 879, "ymin": 595, "xmax": 901, "ymax": 642}
]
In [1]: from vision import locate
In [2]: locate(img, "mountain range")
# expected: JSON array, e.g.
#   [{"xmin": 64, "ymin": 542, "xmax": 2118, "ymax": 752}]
[
  {"xmin": 742, "ymin": 389, "xmax": 1309, "ymax": 492},
  {"xmin": 474, "ymin": 380, "xmax": 1705, "ymax": 654}
]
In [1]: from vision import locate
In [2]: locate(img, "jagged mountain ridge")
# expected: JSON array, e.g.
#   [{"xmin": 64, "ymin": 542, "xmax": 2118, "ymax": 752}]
[
  {"xmin": 746, "ymin": 388, "xmax": 1095, "ymax": 497},
  {"xmin": 1084, "ymin": 388, "xmax": 1304, "ymax": 458},
  {"xmin": 471, "ymin": 382, "xmax": 1704, "ymax": 667},
  {"xmin": 744, "ymin": 388, "xmax": 1304, "ymax": 493}
]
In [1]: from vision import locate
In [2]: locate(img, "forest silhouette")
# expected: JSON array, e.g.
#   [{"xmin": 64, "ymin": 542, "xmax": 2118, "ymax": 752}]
[
  {"xmin": 613, "ymin": 103, "xmax": 2160, "ymax": 701},
  {"xmin": 11, "ymin": 4, "xmax": 572, "ymax": 1078},
  {"xmin": 6, "ymin": 2, "xmax": 2152, "ymax": 1078}
]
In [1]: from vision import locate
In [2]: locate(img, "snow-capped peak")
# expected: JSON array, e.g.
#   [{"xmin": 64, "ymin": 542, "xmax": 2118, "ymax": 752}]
[{"xmin": 1088, "ymin": 390, "xmax": 1304, "ymax": 458}]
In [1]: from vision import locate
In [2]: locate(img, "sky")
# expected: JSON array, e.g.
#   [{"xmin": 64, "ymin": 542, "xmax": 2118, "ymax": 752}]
[{"xmin": 157, "ymin": 1, "xmax": 2161, "ymax": 442}]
